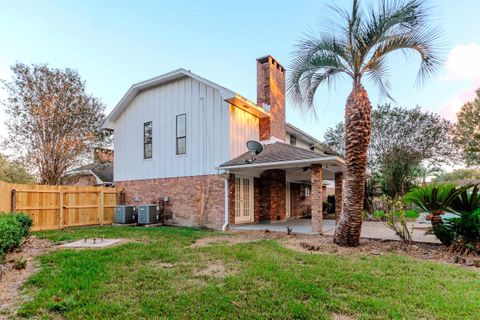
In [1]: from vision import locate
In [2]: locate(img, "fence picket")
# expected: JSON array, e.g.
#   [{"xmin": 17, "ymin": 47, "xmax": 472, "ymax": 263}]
[{"xmin": 0, "ymin": 180, "xmax": 122, "ymax": 231}]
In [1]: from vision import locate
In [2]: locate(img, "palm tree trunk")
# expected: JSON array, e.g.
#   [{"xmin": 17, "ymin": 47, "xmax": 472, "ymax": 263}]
[{"xmin": 334, "ymin": 85, "xmax": 372, "ymax": 247}]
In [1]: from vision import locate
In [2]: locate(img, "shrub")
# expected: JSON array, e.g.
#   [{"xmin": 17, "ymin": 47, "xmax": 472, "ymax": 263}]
[
  {"xmin": 13, "ymin": 257, "xmax": 27, "ymax": 270},
  {"xmin": 0, "ymin": 212, "xmax": 33, "ymax": 260},
  {"xmin": 15, "ymin": 213, "xmax": 33, "ymax": 237},
  {"xmin": 377, "ymin": 196, "xmax": 413, "ymax": 244},
  {"xmin": 322, "ymin": 201, "xmax": 333, "ymax": 214},
  {"xmin": 405, "ymin": 184, "xmax": 480, "ymax": 253}
]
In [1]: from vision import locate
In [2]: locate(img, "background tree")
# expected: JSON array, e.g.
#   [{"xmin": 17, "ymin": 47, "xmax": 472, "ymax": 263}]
[
  {"xmin": 435, "ymin": 168, "xmax": 480, "ymax": 184},
  {"xmin": 1, "ymin": 63, "xmax": 106, "ymax": 185},
  {"xmin": 288, "ymin": 0, "xmax": 442, "ymax": 246},
  {"xmin": 324, "ymin": 105, "xmax": 454, "ymax": 198},
  {"xmin": 0, "ymin": 153, "xmax": 35, "ymax": 184},
  {"xmin": 454, "ymin": 89, "xmax": 480, "ymax": 166}
]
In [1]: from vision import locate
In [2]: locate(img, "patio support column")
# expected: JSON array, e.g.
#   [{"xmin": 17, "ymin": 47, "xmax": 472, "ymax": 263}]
[
  {"xmin": 311, "ymin": 164, "xmax": 323, "ymax": 234},
  {"xmin": 334, "ymin": 172, "xmax": 344, "ymax": 222}
]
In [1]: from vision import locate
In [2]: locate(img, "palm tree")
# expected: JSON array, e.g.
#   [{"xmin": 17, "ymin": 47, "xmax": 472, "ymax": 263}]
[{"xmin": 288, "ymin": 0, "xmax": 442, "ymax": 246}]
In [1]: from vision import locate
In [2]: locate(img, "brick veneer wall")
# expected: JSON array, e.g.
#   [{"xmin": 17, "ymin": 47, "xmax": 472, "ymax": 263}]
[
  {"xmin": 117, "ymin": 174, "xmax": 226, "ymax": 229},
  {"xmin": 290, "ymin": 183, "xmax": 311, "ymax": 218},
  {"xmin": 229, "ymin": 170, "xmax": 287, "ymax": 225},
  {"xmin": 257, "ymin": 56, "xmax": 286, "ymax": 141},
  {"xmin": 258, "ymin": 169, "xmax": 286, "ymax": 221}
]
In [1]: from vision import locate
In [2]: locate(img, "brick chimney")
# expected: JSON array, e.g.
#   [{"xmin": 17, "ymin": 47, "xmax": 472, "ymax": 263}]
[
  {"xmin": 257, "ymin": 55, "xmax": 286, "ymax": 141},
  {"xmin": 94, "ymin": 148, "xmax": 114, "ymax": 163}
]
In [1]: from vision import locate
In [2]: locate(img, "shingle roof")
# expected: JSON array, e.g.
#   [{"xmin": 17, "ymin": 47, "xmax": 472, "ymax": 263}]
[
  {"xmin": 219, "ymin": 142, "xmax": 332, "ymax": 167},
  {"xmin": 67, "ymin": 162, "xmax": 114, "ymax": 183}
]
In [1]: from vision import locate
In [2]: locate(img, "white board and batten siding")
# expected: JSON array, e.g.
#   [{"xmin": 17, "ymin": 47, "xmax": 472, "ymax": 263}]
[
  {"xmin": 229, "ymin": 106, "xmax": 259, "ymax": 159},
  {"xmin": 114, "ymin": 76, "xmax": 259, "ymax": 181}
]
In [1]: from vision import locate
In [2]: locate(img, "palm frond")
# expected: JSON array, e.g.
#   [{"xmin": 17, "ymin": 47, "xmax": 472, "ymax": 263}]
[
  {"xmin": 364, "ymin": 56, "xmax": 393, "ymax": 100},
  {"xmin": 365, "ymin": 27, "xmax": 443, "ymax": 85},
  {"xmin": 288, "ymin": 35, "xmax": 351, "ymax": 109},
  {"xmin": 403, "ymin": 183, "xmax": 463, "ymax": 213},
  {"xmin": 287, "ymin": 0, "xmax": 443, "ymax": 109}
]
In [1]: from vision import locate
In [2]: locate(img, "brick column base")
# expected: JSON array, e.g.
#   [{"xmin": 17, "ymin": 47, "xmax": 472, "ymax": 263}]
[{"xmin": 311, "ymin": 164, "xmax": 323, "ymax": 234}]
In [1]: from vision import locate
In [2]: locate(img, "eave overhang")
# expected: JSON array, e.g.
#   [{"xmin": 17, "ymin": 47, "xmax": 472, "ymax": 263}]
[{"xmin": 225, "ymin": 94, "xmax": 270, "ymax": 119}]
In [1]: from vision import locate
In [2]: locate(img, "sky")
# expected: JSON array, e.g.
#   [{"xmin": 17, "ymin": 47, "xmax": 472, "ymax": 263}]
[{"xmin": 0, "ymin": 0, "xmax": 480, "ymax": 143}]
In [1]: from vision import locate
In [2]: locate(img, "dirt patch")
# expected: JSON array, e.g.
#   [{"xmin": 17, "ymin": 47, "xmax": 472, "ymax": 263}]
[
  {"xmin": 0, "ymin": 237, "xmax": 53, "ymax": 318},
  {"xmin": 191, "ymin": 231, "xmax": 285, "ymax": 248},
  {"xmin": 332, "ymin": 313, "xmax": 357, "ymax": 320},
  {"xmin": 194, "ymin": 262, "xmax": 236, "ymax": 278}
]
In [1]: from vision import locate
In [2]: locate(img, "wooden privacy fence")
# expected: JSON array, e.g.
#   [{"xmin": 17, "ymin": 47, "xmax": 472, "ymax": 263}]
[{"xmin": 0, "ymin": 180, "xmax": 123, "ymax": 231}]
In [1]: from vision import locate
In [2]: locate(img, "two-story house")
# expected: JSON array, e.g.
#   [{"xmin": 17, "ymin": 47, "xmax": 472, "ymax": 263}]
[{"xmin": 103, "ymin": 55, "xmax": 345, "ymax": 232}]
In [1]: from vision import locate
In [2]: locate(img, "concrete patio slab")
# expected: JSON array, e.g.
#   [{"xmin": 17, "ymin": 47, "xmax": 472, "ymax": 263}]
[
  {"xmin": 231, "ymin": 219, "xmax": 440, "ymax": 244},
  {"xmin": 60, "ymin": 238, "xmax": 125, "ymax": 248},
  {"xmin": 230, "ymin": 219, "xmax": 336, "ymax": 235}
]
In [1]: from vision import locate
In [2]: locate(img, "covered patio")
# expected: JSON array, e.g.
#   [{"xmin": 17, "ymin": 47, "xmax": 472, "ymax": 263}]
[
  {"xmin": 218, "ymin": 142, "xmax": 345, "ymax": 234},
  {"xmin": 230, "ymin": 218, "xmax": 337, "ymax": 235}
]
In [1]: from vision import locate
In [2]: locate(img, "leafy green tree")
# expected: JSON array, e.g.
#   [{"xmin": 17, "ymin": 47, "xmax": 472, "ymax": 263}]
[
  {"xmin": 454, "ymin": 89, "xmax": 480, "ymax": 166},
  {"xmin": 324, "ymin": 104, "xmax": 454, "ymax": 198},
  {"xmin": 0, "ymin": 154, "xmax": 35, "ymax": 184},
  {"xmin": 1, "ymin": 63, "xmax": 106, "ymax": 185},
  {"xmin": 435, "ymin": 168, "xmax": 480, "ymax": 183},
  {"xmin": 288, "ymin": 0, "xmax": 442, "ymax": 247}
]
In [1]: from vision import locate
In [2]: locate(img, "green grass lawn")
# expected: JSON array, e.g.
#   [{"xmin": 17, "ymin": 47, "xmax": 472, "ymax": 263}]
[{"xmin": 19, "ymin": 226, "xmax": 480, "ymax": 319}]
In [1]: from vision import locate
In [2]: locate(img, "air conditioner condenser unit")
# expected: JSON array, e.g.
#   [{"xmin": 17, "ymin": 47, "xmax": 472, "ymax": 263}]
[
  {"xmin": 115, "ymin": 205, "xmax": 137, "ymax": 224},
  {"xmin": 137, "ymin": 205, "xmax": 159, "ymax": 224}
]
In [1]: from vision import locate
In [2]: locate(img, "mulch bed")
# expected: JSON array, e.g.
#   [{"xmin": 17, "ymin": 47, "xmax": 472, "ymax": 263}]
[{"xmin": 0, "ymin": 237, "xmax": 53, "ymax": 318}]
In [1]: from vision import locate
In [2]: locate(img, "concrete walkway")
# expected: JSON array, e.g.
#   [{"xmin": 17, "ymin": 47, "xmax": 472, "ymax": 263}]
[
  {"xmin": 230, "ymin": 219, "xmax": 440, "ymax": 243},
  {"xmin": 231, "ymin": 218, "xmax": 336, "ymax": 235}
]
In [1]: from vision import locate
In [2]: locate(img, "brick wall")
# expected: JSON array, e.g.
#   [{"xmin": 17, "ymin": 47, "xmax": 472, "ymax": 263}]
[
  {"xmin": 290, "ymin": 183, "xmax": 311, "ymax": 218},
  {"xmin": 257, "ymin": 56, "xmax": 286, "ymax": 141},
  {"xmin": 257, "ymin": 169, "xmax": 286, "ymax": 221},
  {"xmin": 117, "ymin": 174, "xmax": 226, "ymax": 229}
]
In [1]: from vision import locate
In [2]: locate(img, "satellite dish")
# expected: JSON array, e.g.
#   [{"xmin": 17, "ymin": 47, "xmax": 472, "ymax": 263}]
[{"xmin": 246, "ymin": 140, "xmax": 263, "ymax": 155}]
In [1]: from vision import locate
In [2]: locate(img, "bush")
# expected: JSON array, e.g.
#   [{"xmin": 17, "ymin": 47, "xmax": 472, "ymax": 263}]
[
  {"xmin": 322, "ymin": 201, "xmax": 333, "ymax": 214},
  {"xmin": 372, "ymin": 209, "xmax": 418, "ymax": 221},
  {"xmin": 405, "ymin": 184, "xmax": 480, "ymax": 253},
  {"xmin": 376, "ymin": 196, "xmax": 413, "ymax": 244},
  {"xmin": 15, "ymin": 213, "xmax": 33, "ymax": 237},
  {"xmin": 0, "ymin": 213, "xmax": 33, "ymax": 260}
]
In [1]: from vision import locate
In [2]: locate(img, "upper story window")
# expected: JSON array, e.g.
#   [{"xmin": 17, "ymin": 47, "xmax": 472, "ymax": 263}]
[
  {"xmin": 176, "ymin": 114, "xmax": 186, "ymax": 155},
  {"xmin": 290, "ymin": 135, "xmax": 297, "ymax": 146},
  {"xmin": 144, "ymin": 121, "xmax": 153, "ymax": 159}
]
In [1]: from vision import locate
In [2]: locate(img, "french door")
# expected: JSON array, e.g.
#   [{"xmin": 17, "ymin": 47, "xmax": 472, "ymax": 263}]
[{"xmin": 234, "ymin": 177, "xmax": 254, "ymax": 223}]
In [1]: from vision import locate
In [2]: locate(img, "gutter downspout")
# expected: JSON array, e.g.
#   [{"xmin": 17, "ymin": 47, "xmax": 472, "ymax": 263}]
[{"xmin": 221, "ymin": 176, "xmax": 229, "ymax": 231}]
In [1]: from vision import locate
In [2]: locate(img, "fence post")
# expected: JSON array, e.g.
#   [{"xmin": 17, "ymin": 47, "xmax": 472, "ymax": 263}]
[
  {"xmin": 59, "ymin": 191, "xmax": 64, "ymax": 229},
  {"xmin": 99, "ymin": 190, "xmax": 105, "ymax": 225},
  {"xmin": 11, "ymin": 189, "xmax": 16, "ymax": 213}
]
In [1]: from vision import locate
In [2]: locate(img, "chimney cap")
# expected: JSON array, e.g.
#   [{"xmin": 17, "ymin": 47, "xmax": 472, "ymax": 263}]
[{"xmin": 256, "ymin": 55, "xmax": 285, "ymax": 72}]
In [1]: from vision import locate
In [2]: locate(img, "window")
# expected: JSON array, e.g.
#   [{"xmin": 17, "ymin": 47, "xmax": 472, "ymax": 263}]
[
  {"xmin": 300, "ymin": 184, "xmax": 311, "ymax": 198},
  {"xmin": 176, "ymin": 114, "xmax": 186, "ymax": 155},
  {"xmin": 309, "ymin": 145, "xmax": 315, "ymax": 151},
  {"xmin": 290, "ymin": 135, "xmax": 297, "ymax": 146},
  {"xmin": 143, "ymin": 122, "xmax": 152, "ymax": 159}
]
